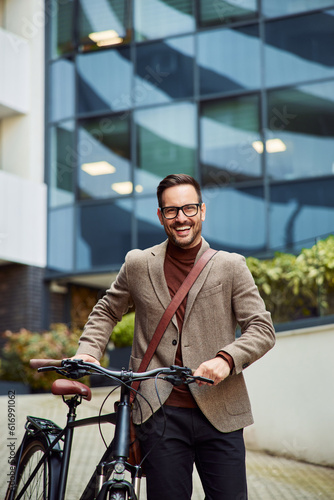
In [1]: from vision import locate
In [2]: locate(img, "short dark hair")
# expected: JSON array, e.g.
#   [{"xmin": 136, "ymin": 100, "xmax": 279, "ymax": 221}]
[{"xmin": 157, "ymin": 174, "xmax": 203, "ymax": 207}]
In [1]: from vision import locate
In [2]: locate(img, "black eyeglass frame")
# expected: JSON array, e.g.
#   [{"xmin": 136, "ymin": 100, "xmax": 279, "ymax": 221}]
[{"xmin": 160, "ymin": 203, "xmax": 202, "ymax": 219}]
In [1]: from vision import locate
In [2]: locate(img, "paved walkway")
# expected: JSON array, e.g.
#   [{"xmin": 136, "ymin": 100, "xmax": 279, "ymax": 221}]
[{"xmin": 1, "ymin": 388, "xmax": 333, "ymax": 499}]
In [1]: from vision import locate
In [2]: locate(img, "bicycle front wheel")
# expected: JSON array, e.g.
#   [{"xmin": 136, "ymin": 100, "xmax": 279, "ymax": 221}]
[{"xmin": 5, "ymin": 436, "xmax": 60, "ymax": 500}]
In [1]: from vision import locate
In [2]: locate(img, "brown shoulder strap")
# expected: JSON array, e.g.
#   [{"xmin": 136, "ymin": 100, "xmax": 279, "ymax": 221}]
[{"xmin": 130, "ymin": 248, "xmax": 217, "ymax": 400}]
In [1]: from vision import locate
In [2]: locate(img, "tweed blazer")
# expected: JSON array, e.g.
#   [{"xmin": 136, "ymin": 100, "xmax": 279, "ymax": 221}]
[{"xmin": 77, "ymin": 238, "xmax": 275, "ymax": 432}]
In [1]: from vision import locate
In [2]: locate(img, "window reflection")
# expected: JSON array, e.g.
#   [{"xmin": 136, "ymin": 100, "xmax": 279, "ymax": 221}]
[
  {"xmin": 78, "ymin": 115, "xmax": 131, "ymax": 200},
  {"xmin": 262, "ymin": 0, "xmax": 334, "ymax": 18},
  {"xmin": 135, "ymin": 36, "xmax": 194, "ymax": 106},
  {"xmin": 199, "ymin": 0, "xmax": 258, "ymax": 27},
  {"xmin": 77, "ymin": 200, "xmax": 132, "ymax": 269},
  {"xmin": 134, "ymin": 0, "xmax": 194, "ymax": 41},
  {"xmin": 200, "ymin": 95, "xmax": 262, "ymax": 187},
  {"xmin": 270, "ymin": 178, "xmax": 334, "ymax": 253},
  {"xmin": 267, "ymin": 81, "xmax": 334, "ymax": 180},
  {"xmin": 202, "ymin": 185, "xmax": 265, "ymax": 254},
  {"xmin": 136, "ymin": 196, "xmax": 164, "ymax": 249},
  {"xmin": 265, "ymin": 11, "xmax": 334, "ymax": 88},
  {"xmin": 198, "ymin": 26, "xmax": 260, "ymax": 96},
  {"xmin": 77, "ymin": 48, "xmax": 132, "ymax": 114},
  {"xmin": 50, "ymin": 59, "xmax": 75, "ymax": 122},
  {"xmin": 51, "ymin": 0, "xmax": 75, "ymax": 57},
  {"xmin": 49, "ymin": 121, "xmax": 75, "ymax": 208},
  {"xmin": 48, "ymin": 207, "xmax": 74, "ymax": 271},
  {"xmin": 78, "ymin": 0, "xmax": 131, "ymax": 50},
  {"xmin": 135, "ymin": 102, "xmax": 196, "ymax": 195}
]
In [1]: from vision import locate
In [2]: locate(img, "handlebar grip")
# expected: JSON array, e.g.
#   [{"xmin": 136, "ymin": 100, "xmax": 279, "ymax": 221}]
[{"xmin": 30, "ymin": 359, "xmax": 63, "ymax": 369}]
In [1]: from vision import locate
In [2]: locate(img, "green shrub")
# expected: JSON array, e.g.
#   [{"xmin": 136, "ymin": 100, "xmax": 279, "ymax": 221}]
[
  {"xmin": 247, "ymin": 235, "xmax": 334, "ymax": 323},
  {"xmin": 110, "ymin": 312, "xmax": 135, "ymax": 348},
  {"xmin": 0, "ymin": 324, "xmax": 107, "ymax": 390}
]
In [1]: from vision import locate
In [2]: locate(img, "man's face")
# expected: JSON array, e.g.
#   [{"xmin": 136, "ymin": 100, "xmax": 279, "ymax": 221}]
[{"xmin": 157, "ymin": 184, "xmax": 206, "ymax": 249}]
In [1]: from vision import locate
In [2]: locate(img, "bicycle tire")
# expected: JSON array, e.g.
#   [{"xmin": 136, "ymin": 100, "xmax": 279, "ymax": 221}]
[
  {"xmin": 5, "ymin": 435, "xmax": 61, "ymax": 500},
  {"xmin": 108, "ymin": 491, "xmax": 126, "ymax": 500}
]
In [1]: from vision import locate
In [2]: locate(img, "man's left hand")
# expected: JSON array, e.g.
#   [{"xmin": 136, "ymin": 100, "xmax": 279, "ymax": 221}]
[{"xmin": 193, "ymin": 357, "xmax": 230, "ymax": 386}]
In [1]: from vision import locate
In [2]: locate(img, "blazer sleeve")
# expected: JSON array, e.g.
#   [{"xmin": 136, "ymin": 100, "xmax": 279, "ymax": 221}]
[
  {"xmin": 76, "ymin": 260, "xmax": 133, "ymax": 360},
  {"xmin": 221, "ymin": 254, "xmax": 276, "ymax": 375}
]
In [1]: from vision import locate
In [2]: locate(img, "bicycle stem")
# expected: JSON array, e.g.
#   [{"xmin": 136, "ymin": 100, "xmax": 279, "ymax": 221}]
[{"xmin": 113, "ymin": 383, "xmax": 132, "ymax": 459}]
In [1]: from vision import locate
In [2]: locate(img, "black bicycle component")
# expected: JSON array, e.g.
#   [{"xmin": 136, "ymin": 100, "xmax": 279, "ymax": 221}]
[{"xmin": 5, "ymin": 360, "xmax": 214, "ymax": 500}]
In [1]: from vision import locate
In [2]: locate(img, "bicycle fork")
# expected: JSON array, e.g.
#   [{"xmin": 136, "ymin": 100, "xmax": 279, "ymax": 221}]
[{"xmin": 96, "ymin": 383, "xmax": 143, "ymax": 500}]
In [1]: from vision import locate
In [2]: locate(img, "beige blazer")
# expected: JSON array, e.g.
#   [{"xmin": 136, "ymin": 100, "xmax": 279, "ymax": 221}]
[{"xmin": 77, "ymin": 238, "xmax": 275, "ymax": 432}]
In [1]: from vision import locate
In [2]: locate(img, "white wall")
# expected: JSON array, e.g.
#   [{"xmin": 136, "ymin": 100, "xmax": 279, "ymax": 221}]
[
  {"xmin": 244, "ymin": 323, "xmax": 334, "ymax": 466},
  {"xmin": 0, "ymin": 170, "xmax": 47, "ymax": 267}
]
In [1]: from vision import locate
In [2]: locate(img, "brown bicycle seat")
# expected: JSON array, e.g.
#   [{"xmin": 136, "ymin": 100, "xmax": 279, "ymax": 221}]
[{"xmin": 52, "ymin": 379, "xmax": 92, "ymax": 401}]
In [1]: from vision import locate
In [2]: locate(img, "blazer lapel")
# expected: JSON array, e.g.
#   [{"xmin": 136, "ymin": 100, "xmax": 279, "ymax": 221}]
[{"xmin": 183, "ymin": 239, "xmax": 213, "ymax": 328}]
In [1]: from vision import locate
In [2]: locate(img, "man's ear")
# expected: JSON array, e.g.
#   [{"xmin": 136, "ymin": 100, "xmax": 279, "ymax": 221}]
[
  {"xmin": 157, "ymin": 208, "xmax": 164, "ymax": 225},
  {"xmin": 201, "ymin": 203, "xmax": 206, "ymax": 222}
]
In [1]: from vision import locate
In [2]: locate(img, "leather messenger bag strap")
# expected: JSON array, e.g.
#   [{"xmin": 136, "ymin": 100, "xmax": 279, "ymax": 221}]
[{"xmin": 130, "ymin": 247, "xmax": 217, "ymax": 401}]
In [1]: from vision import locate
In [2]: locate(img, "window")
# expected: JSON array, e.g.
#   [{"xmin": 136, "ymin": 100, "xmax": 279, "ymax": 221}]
[
  {"xmin": 50, "ymin": 59, "xmax": 75, "ymax": 122},
  {"xmin": 49, "ymin": 121, "xmax": 75, "ymax": 208},
  {"xmin": 76, "ymin": 200, "xmax": 132, "ymax": 269},
  {"xmin": 134, "ymin": 0, "xmax": 194, "ymax": 41},
  {"xmin": 78, "ymin": 0, "xmax": 131, "ymax": 50},
  {"xmin": 198, "ymin": 0, "xmax": 258, "ymax": 27},
  {"xmin": 78, "ymin": 114, "xmax": 131, "ymax": 200},
  {"xmin": 265, "ymin": 11, "xmax": 334, "ymax": 88},
  {"xmin": 135, "ymin": 102, "xmax": 196, "ymax": 195},
  {"xmin": 135, "ymin": 35, "xmax": 194, "ymax": 106},
  {"xmin": 262, "ymin": 0, "xmax": 334, "ymax": 18},
  {"xmin": 198, "ymin": 25, "xmax": 260, "ymax": 96},
  {"xmin": 48, "ymin": 207, "xmax": 74, "ymax": 271},
  {"xmin": 51, "ymin": 0, "xmax": 75, "ymax": 57},
  {"xmin": 200, "ymin": 95, "xmax": 262, "ymax": 186},
  {"xmin": 77, "ymin": 47, "xmax": 132, "ymax": 114},
  {"xmin": 267, "ymin": 81, "xmax": 334, "ymax": 180}
]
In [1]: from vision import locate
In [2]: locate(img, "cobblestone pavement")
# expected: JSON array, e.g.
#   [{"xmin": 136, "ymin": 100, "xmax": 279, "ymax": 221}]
[{"xmin": 1, "ymin": 388, "xmax": 333, "ymax": 499}]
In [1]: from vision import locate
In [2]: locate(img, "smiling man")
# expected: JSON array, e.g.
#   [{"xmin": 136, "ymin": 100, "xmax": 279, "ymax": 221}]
[{"xmin": 75, "ymin": 173, "xmax": 275, "ymax": 500}]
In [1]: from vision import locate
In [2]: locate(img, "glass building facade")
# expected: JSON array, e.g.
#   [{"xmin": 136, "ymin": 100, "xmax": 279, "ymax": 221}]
[{"xmin": 46, "ymin": 0, "xmax": 334, "ymax": 281}]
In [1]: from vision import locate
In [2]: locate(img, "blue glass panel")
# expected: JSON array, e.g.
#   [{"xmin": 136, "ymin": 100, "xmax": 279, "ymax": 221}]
[
  {"xmin": 202, "ymin": 185, "xmax": 266, "ymax": 255},
  {"xmin": 49, "ymin": 121, "xmax": 75, "ymax": 208},
  {"xmin": 265, "ymin": 11, "xmax": 334, "ymax": 88},
  {"xmin": 199, "ymin": 0, "xmax": 258, "ymax": 27},
  {"xmin": 270, "ymin": 178, "xmax": 334, "ymax": 253},
  {"xmin": 51, "ymin": 0, "xmax": 75, "ymax": 57},
  {"xmin": 198, "ymin": 26, "xmax": 260, "ymax": 96},
  {"xmin": 50, "ymin": 59, "xmax": 75, "ymax": 122},
  {"xmin": 78, "ymin": 0, "xmax": 131, "ymax": 50},
  {"xmin": 135, "ymin": 196, "xmax": 164, "ymax": 249},
  {"xmin": 78, "ymin": 114, "xmax": 131, "ymax": 200},
  {"xmin": 134, "ymin": 0, "xmax": 194, "ymax": 41},
  {"xmin": 77, "ymin": 200, "xmax": 132, "ymax": 270},
  {"xmin": 135, "ymin": 35, "xmax": 194, "ymax": 106},
  {"xmin": 135, "ymin": 102, "xmax": 196, "ymax": 196},
  {"xmin": 262, "ymin": 0, "xmax": 334, "ymax": 18},
  {"xmin": 267, "ymin": 81, "xmax": 334, "ymax": 181},
  {"xmin": 48, "ymin": 207, "xmax": 74, "ymax": 272},
  {"xmin": 200, "ymin": 95, "xmax": 262, "ymax": 186},
  {"xmin": 77, "ymin": 47, "xmax": 132, "ymax": 114}
]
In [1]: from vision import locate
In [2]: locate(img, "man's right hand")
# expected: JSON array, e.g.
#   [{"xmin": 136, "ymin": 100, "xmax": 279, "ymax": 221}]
[{"xmin": 70, "ymin": 354, "xmax": 100, "ymax": 365}]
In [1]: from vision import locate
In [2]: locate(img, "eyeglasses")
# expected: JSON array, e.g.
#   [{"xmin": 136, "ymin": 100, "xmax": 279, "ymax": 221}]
[{"xmin": 160, "ymin": 203, "xmax": 201, "ymax": 219}]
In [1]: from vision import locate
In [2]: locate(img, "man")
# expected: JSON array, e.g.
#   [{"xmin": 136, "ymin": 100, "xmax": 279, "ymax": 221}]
[{"xmin": 75, "ymin": 174, "xmax": 275, "ymax": 499}]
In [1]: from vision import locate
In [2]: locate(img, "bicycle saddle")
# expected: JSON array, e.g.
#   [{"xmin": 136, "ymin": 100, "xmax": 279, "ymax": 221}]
[{"xmin": 52, "ymin": 379, "xmax": 92, "ymax": 401}]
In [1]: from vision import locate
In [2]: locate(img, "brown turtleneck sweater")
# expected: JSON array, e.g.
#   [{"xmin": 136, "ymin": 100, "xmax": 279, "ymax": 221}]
[{"xmin": 163, "ymin": 240, "xmax": 234, "ymax": 408}]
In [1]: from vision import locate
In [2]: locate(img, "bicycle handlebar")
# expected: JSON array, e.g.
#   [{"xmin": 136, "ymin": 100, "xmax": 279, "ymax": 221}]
[{"xmin": 29, "ymin": 358, "xmax": 214, "ymax": 386}]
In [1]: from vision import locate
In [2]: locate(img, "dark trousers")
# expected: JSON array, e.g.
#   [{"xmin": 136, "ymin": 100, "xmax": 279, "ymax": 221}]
[{"xmin": 136, "ymin": 406, "xmax": 247, "ymax": 500}]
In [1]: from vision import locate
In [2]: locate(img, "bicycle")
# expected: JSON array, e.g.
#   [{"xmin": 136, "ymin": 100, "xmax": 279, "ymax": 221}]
[{"xmin": 5, "ymin": 358, "xmax": 213, "ymax": 500}]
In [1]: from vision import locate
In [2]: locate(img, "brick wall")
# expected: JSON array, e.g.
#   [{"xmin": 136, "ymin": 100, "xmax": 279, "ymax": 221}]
[{"xmin": 0, "ymin": 263, "xmax": 45, "ymax": 334}]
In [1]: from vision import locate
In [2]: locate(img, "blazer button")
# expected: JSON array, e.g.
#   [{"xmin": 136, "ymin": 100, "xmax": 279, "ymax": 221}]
[
  {"xmin": 242, "ymin": 362, "xmax": 249, "ymax": 369},
  {"xmin": 172, "ymin": 339, "xmax": 177, "ymax": 346}
]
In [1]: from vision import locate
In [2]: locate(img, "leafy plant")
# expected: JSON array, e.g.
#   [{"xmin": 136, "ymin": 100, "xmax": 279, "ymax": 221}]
[
  {"xmin": 110, "ymin": 312, "xmax": 135, "ymax": 348},
  {"xmin": 247, "ymin": 235, "xmax": 334, "ymax": 324},
  {"xmin": 0, "ymin": 324, "xmax": 108, "ymax": 390}
]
